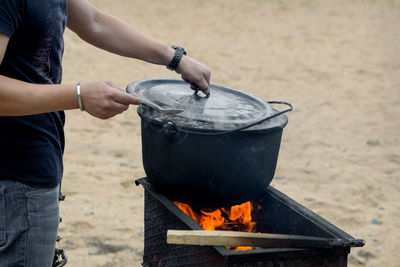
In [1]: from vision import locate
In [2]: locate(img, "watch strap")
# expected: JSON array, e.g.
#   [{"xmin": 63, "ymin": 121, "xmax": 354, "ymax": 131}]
[{"xmin": 167, "ymin": 45, "xmax": 187, "ymax": 71}]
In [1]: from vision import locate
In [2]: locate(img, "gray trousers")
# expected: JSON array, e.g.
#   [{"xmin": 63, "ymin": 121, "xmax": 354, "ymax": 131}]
[{"xmin": 0, "ymin": 179, "xmax": 59, "ymax": 267}]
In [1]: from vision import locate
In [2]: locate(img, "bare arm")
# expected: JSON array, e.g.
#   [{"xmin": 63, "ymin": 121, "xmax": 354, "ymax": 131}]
[
  {"xmin": 67, "ymin": 0, "xmax": 173, "ymax": 65},
  {"xmin": 0, "ymin": 75, "xmax": 77, "ymax": 116},
  {"xmin": 0, "ymin": 32, "xmax": 7, "ymax": 64},
  {"xmin": 67, "ymin": 0, "xmax": 211, "ymax": 93},
  {"xmin": 0, "ymin": 0, "xmax": 210, "ymax": 118},
  {"xmin": 0, "ymin": 35, "xmax": 77, "ymax": 115},
  {"xmin": 0, "ymin": 32, "xmax": 139, "ymax": 118}
]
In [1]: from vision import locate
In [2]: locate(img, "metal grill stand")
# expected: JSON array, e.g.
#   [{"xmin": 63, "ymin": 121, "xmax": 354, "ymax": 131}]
[{"xmin": 136, "ymin": 178, "xmax": 364, "ymax": 267}]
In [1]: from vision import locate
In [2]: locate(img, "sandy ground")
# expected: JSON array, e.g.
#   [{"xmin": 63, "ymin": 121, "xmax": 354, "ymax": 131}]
[{"xmin": 59, "ymin": 0, "xmax": 400, "ymax": 266}]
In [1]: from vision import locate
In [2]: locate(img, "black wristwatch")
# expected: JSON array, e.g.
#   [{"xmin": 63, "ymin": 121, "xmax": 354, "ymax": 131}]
[{"xmin": 167, "ymin": 45, "xmax": 187, "ymax": 71}]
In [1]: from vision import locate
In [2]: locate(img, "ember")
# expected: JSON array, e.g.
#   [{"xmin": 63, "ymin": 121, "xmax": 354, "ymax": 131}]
[{"xmin": 174, "ymin": 200, "xmax": 257, "ymax": 251}]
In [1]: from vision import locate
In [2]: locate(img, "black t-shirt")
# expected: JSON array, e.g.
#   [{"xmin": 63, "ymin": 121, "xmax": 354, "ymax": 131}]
[{"xmin": 0, "ymin": 0, "xmax": 68, "ymax": 187}]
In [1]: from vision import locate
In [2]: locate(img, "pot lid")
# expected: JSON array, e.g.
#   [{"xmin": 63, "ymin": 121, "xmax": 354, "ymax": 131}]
[{"xmin": 127, "ymin": 78, "xmax": 289, "ymax": 131}]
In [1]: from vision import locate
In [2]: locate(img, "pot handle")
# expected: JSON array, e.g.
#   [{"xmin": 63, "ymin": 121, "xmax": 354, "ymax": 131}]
[
  {"xmin": 165, "ymin": 101, "xmax": 293, "ymax": 136},
  {"xmin": 193, "ymin": 87, "xmax": 211, "ymax": 98}
]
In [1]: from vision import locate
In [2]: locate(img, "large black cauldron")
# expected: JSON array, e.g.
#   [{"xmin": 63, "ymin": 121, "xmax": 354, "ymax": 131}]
[{"xmin": 127, "ymin": 79, "xmax": 291, "ymax": 207}]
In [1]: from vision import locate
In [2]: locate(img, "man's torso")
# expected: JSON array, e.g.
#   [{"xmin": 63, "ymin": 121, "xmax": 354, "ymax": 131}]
[{"xmin": 0, "ymin": 0, "xmax": 68, "ymax": 187}]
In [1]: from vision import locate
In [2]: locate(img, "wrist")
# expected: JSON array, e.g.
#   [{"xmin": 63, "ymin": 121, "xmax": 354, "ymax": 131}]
[
  {"xmin": 165, "ymin": 46, "xmax": 175, "ymax": 66},
  {"xmin": 76, "ymin": 82, "xmax": 84, "ymax": 111},
  {"xmin": 175, "ymin": 55, "xmax": 188, "ymax": 74}
]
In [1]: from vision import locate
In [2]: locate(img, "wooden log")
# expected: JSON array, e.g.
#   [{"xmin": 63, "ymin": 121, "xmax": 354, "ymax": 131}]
[{"xmin": 167, "ymin": 230, "xmax": 360, "ymax": 249}]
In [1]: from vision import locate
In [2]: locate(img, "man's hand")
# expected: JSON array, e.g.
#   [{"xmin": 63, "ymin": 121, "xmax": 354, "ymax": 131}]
[
  {"xmin": 80, "ymin": 81, "xmax": 140, "ymax": 120},
  {"xmin": 176, "ymin": 56, "xmax": 211, "ymax": 95}
]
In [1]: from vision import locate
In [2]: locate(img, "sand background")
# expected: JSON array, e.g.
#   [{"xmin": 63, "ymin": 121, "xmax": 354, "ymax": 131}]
[{"xmin": 59, "ymin": 0, "xmax": 400, "ymax": 266}]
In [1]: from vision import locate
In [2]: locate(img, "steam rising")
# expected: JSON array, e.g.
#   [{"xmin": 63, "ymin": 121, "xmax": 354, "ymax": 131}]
[{"xmin": 131, "ymin": 80, "xmax": 286, "ymax": 131}]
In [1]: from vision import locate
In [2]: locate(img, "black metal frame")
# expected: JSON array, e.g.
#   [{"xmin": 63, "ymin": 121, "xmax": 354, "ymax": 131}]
[{"xmin": 136, "ymin": 178, "xmax": 364, "ymax": 266}]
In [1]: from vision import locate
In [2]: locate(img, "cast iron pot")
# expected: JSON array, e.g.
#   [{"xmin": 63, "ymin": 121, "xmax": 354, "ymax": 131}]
[{"xmin": 128, "ymin": 79, "xmax": 292, "ymax": 207}]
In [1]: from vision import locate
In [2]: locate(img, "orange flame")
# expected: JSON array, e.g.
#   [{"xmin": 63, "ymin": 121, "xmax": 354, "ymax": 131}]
[{"xmin": 174, "ymin": 201, "xmax": 257, "ymax": 251}]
